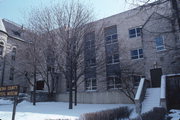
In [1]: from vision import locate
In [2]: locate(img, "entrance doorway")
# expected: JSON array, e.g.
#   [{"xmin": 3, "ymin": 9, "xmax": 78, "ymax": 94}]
[{"xmin": 150, "ymin": 68, "xmax": 162, "ymax": 87}]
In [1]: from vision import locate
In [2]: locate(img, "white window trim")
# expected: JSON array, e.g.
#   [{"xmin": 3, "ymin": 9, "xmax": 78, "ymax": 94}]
[
  {"xmin": 105, "ymin": 33, "xmax": 118, "ymax": 45},
  {"xmin": 106, "ymin": 53, "xmax": 120, "ymax": 65},
  {"xmin": 129, "ymin": 26, "xmax": 142, "ymax": 38},
  {"xmin": 131, "ymin": 48, "xmax": 143, "ymax": 60},
  {"xmin": 85, "ymin": 78, "xmax": 97, "ymax": 91},
  {"xmin": 107, "ymin": 76, "xmax": 122, "ymax": 89},
  {"xmin": 155, "ymin": 36, "xmax": 166, "ymax": 52}
]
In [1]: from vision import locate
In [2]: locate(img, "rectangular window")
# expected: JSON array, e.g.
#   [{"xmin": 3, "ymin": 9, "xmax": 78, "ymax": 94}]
[
  {"xmin": 155, "ymin": 36, "xmax": 165, "ymax": 51},
  {"xmin": 105, "ymin": 34, "xmax": 118, "ymax": 44},
  {"xmin": 85, "ymin": 78, "xmax": 97, "ymax": 91},
  {"xmin": 84, "ymin": 32, "xmax": 95, "ymax": 49},
  {"xmin": 104, "ymin": 25, "xmax": 118, "ymax": 44},
  {"xmin": 85, "ymin": 58, "xmax": 96, "ymax": 67},
  {"xmin": 131, "ymin": 49, "xmax": 143, "ymax": 59},
  {"xmin": 107, "ymin": 53, "xmax": 119, "ymax": 64},
  {"xmin": 107, "ymin": 76, "xmax": 121, "ymax": 89},
  {"xmin": 129, "ymin": 27, "xmax": 142, "ymax": 38},
  {"xmin": 9, "ymin": 67, "xmax": 14, "ymax": 80}
]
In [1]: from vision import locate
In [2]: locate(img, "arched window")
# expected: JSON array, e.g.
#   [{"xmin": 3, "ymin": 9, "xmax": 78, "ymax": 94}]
[
  {"xmin": 12, "ymin": 48, "xmax": 16, "ymax": 61},
  {"xmin": 0, "ymin": 42, "xmax": 4, "ymax": 56}
]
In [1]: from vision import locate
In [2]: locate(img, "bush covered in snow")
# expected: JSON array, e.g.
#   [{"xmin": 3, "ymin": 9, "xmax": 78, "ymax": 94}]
[
  {"xmin": 79, "ymin": 106, "xmax": 132, "ymax": 120},
  {"xmin": 131, "ymin": 107, "xmax": 166, "ymax": 120}
]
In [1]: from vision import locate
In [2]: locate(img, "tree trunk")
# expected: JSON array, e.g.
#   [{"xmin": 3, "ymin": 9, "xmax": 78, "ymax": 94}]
[
  {"xmin": 33, "ymin": 65, "xmax": 37, "ymax": 106},
  {"xmin": 74, "ymin": 82, "xmax": 77, "ymax": 106},
  {"xmin": 69, "ymin": 77, "xmax": 73, "ymax": 109}
]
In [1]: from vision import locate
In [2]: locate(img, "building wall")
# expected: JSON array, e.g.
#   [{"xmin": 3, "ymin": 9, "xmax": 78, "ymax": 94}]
[
  {"xmin": 0, "ymin": 19, "xmax": 29, "ymax": 92},
  {"xmin": 56, "ymin": 90, "xmax": 134, "ymax": 104},
  {"xmin": 56, "ymin": 1, "xmax": 177, "ymax": 104}
]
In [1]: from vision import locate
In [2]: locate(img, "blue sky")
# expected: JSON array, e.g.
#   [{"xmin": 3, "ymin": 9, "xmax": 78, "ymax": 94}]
[{"xmin": 0, "ymin": 0, "xmax": 132, "ymax": 25}]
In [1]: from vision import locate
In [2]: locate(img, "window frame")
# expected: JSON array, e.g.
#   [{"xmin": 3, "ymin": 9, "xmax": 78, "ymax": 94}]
[
  {"xmin": 105, "ymin": 33, "xmax": 118, "ymax": 45},
  {"xmin": 154, "ymin": 36, "xmax": 165, "ymax": 51},
  {"xmin": 131, "ymin": 48, "xmax": 143, "ymax": 60},
  {"xmin": 107, "ymin": 76, "xmax": 122, "ymax": 89},
  {"xmin": 85, "ymin": 78, "xmax": 97, "ymax": 91},
  {"xmin": 11, "ymin": 47, "xmax": 16, "ymax": 61},
  {"xmin": 129, "ymin": 27, "xmax": 142, "ymax": 38},
  {"xmin": 0, "ymin": 41, "xmax": 4, "ymax": 56},
  {"xmin": 106, "ymin": 53, "xmax": 120, "ymax": 65}
]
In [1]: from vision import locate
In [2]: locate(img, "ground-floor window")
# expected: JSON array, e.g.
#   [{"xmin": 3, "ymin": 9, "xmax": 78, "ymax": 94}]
[
  {"xmin": 107, "ymin": 76, "xmax": 121, "ymax": 89},
  {"xmin": 36, "ymin": 81, "xmax": 44, "ymax": 90},
  {"xmin": 85, "ymin": 78, "xmax": 97, "ymax": 91},
  {"xmin": 132, "ymin": 75, "xmax": 144, "ymax": 87}
]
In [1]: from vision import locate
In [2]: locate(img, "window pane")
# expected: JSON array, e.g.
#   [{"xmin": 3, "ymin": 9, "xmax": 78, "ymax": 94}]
[
  {"xmin": 112, "ymin": 34, "xmax": 118, "ymax": 42},
  {"xmin": 129, "ymin": 29, "xmax": 136, "ymax": 38},
  {"xmin": 0, "ymin": 46, "xmax": 3, "ymax": 55},
  {"xmin": 106, "ymin": 36, "xmax": 111, "ymax": 44},
  {"xmin": 113, "ymin": 54, "xmax": 119, "ymax": 63},
  {"xmin": 139, "ymin": 49, "xmax": 143, "ymax": 58},
  {"xmin": 136, "ymin": 28, "xmax": 141, "ymax": 36},
  {"xmin": 155, "ymin": 37, "xmax": 165, "ymax": 50},
  {"xmin": 131, "ymin": 50, "xmax": 138, "ymax": 59},
  {"xmin": 107, "ymin": 56, "xmax": 112, "ymax": 64},
  {"xmin": 155, "ymin": 37, "xmax": 163, "ymax": 46}
]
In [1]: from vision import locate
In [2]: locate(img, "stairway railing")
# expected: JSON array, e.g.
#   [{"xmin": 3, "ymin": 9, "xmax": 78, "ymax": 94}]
[
  {"xmin": 135, "ymin": 78, "xmax": 148, "ymax": 114},
  {"xmin": 160, "ymin": 75, "xmax": 166, "ymax": 109}
]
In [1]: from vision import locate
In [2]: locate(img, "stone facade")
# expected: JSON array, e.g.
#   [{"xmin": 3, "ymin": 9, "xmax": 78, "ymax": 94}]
[
  {"xmin": 56, "ymin": 0, "xmax": 180, "ymax": 104},
  {"xmin": 0, "ymin": 19, "xmax": 29, "ymax": 92}
]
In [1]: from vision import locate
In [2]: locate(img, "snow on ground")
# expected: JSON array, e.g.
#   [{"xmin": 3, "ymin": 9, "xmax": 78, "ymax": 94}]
[
  {"xmin": 169, "ymin": 109, "xmax": 180, "ymax": 120},
  {"xmin": 0, "ymin": 99, "xmax": 135, "ymax": 120}
]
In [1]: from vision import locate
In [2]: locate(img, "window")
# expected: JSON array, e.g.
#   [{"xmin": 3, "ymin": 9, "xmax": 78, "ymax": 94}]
[
  {"xmin": 11, "ymin": 48, "xmax": 16, "ymax": 61},
  {"xmin": 0, "ymin": 42, "xmax": 4, "ymax": 56},
  {"xmin": 85, "ymin": 58, "xmax": 96, "ymax": 67},
  {"xmin": 9, "ymin": 67, "xmax": 14, "ymax": 80},
  {"xmin": 36, "ymin": 81, "xmax": 44, "ymax": 90},
  {"xmin": 129, "ymin": 27, "xmax": 142, "ymax": 38},
  {"xmin": 12, "ymin": 30, "xmax": 21, "ymax": 37},
  {"xmin": 155, "ymin": 36, "xmax": 165, "ymax": 51},
  {"xmin": 131, "ymin": 49, "xmax": 143, "ymax": 59},
  {"xmin": 107, "ymin": 53, "xmax": 119, "ymax": 64},
  {"xmin": 104, "ymin": 25, "xmax": 118, "ymax": 44},
  {"xmin": 85, "ymin": 40, "xmax": 95, "ymax": 49},
  {"xmin": 84, "ymin": 32, "xmax": 95, "ymax": 49},
  {"xmin": 85, "ymin": 78, "xmax": 97, "ymax": 91},
  {"xmin": 107, "ymin": 76, "xmax": 121, "ymax": 89},
  {"xmin": 105, "ymin": 34, "xmax": 118, "ymax": 44}
]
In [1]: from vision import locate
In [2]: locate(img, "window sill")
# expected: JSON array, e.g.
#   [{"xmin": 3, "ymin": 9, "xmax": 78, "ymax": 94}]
[
  {"xmin": 85, "ymin": 90, "xmax": 97, "ymax": 92},
  {"xmin": 131, "ymin": 58, "xmax": 144, "ymax": 61},
  {"xmin": 105, "ymin": 41, "xmax": 118, "ymax": 45},
  {"xmin": 106, "ymin": 62, "xmax": 119, "ymax": 65},
  {"xmin": 156, "ymin": 49, "xmax": 166, "ymax": 53}
]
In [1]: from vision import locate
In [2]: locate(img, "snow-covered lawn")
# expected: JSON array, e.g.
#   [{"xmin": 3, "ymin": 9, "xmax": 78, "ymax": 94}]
[
  {"xmin": 169, "ymin": 109, "xmax": 180, "ymax": 120},
  {"xmin": 0, "ymin": 99, "xmax": 135, "ymax": 120}
]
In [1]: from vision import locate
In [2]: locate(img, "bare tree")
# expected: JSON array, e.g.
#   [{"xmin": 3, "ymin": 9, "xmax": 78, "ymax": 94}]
[{"xmin": 25, "ymin": 1, "xmax": 95, "ymax": 109}]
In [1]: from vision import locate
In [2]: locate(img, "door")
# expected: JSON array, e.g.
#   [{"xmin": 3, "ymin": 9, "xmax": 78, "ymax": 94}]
[{"xmin": 150, "ymin": 68, "xmax": 162, "ymax": 87}]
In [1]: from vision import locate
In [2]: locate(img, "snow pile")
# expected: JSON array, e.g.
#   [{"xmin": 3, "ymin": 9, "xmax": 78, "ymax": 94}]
[
  {"xmin": 0, "ymin": 100, "xmax": 135, "ymax": 120},
  {"xmin": 169, "ymin": 109, "xmax": 180, "ymax": 120},
  {"xmin": 0, "ymin": 98, "xmax": 13, "ymax": 105}
]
